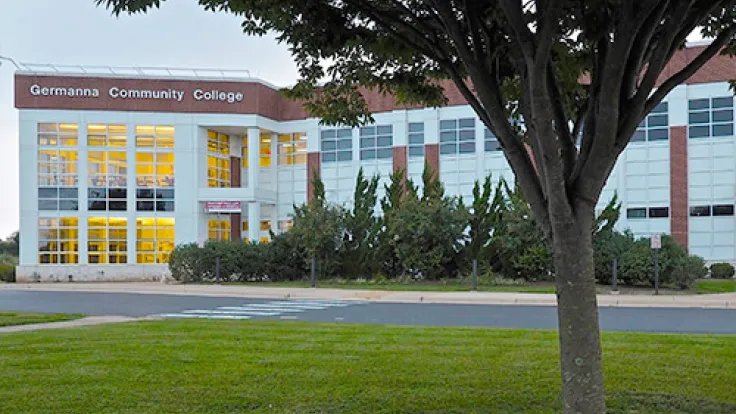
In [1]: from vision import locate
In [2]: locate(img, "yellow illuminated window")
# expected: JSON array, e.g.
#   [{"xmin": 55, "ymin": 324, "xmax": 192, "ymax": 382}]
[
  {"xmin": 38, "ymin": 149, "xmax": 79, "ymax": 188},
  {"xmin": 38, "ymin": 123, "xmax": 78, "ymax": 147},
  {"xmin": 260, "ymin": 134, "xmax": 272, "ymax": 167},
  {"xmin": 135, "ymin": 125, "xmax": 175, "ymax": 149},
  {"xmin": 241, "ymin": 137, "xmax": 249, "ymax": 169},
  {"xmin": 38, "ymin": 217, "xmax": 79, "ymax": 264},
  {"xmin": 88, "ymin": 150, "xmax": 127, "ymax": 188},
  {"xmin": 207, "ymin": 216, "xmax": 231, "ymax": 241},
  {"xmin": 87, "ymin": 218, "xmax": 127, "ymax": 264},
  {"xmin": 136, "ymin": 218, "xmax": 175, "ymax": 264},
  {"xmin": 87, "ymin": 124, "xmax": 127, "ymax": 147},
  {"xmin": 277, "ymin": 133, "xmax": 307, "ymax": 165},
  {"xmin": 207, "ymin": 130, "xmax": 231, "ymax": 188},
  {"xmin": 279, "ymin": 220, "xmax": 294, "ymax": 232},
  {"xmin": 260, "ymin": 221, "xmax": 271, "ymax": 231}
]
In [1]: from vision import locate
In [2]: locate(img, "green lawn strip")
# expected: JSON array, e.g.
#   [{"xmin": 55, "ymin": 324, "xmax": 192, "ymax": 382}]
[
  {"xmin": 230, "ymin": 280, "xmax": 558, "ymax": 293},
  {"xmin": 695, "ymin": 279, "xmax": 736, "ymax": 294},
  {"xmin": 0, "ymin": 320, "xmax": 734, "ymax": 413},
  {"xmin": 0, "ymin": 311, "xmax": 84, "ymax": 327}
]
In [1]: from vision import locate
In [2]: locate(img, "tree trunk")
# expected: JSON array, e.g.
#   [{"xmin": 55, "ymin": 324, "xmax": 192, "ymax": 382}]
[{"xmin": 552, "ymin": 214, "xmax": 606, "ymax": 414}]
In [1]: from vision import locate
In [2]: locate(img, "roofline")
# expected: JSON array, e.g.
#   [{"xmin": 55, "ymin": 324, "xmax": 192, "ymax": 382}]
[{"xmin": 14, "ymin": 63, "xmax": 284, "ymax": 90}]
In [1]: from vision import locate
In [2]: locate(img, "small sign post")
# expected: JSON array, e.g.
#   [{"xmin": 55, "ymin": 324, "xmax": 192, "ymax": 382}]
[{"xmin": 651, "ymin": 234, "xmax": 662, "ymax": 295}]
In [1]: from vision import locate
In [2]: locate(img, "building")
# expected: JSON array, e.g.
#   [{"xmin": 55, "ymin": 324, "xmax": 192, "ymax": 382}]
[{"xmin": 12, "ymin": 43, "xmax": 736, "ymax": 281}]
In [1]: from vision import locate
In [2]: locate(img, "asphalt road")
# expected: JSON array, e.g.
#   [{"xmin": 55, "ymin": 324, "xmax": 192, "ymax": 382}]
[{"xmin": 1, "ymin": 290, "xmax": 735, "ymax": 334}]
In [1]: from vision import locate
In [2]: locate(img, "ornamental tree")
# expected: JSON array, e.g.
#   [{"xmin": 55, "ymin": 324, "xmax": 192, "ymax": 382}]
[{"xmin": 98, "ymin": 1, "xmax": 736, "ymax": 412}]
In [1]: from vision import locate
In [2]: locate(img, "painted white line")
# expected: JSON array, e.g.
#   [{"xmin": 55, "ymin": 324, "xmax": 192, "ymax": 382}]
[
  {"xmin": 270, "ymin": 301, "xmax": 348, "ymax": 308},
  {"xmin": 280, "ymin": 316, "xmax": 299, "ymax": 320},
  {"xmin": 244, "ymin": 304, "xmax": 323, "ymax": 310},
  {"xmin": 159, "ymin": 313, "xmax": 251, "ymax": 320},
  {"xmin": 181, "ymin": 310, "xmax": 280, "ymax": 316}
]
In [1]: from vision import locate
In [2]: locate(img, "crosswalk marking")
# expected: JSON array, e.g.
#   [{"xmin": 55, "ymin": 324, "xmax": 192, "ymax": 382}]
[{"xmin": 157, "ymin": 299, "xmax": 366, "ymax": 321}]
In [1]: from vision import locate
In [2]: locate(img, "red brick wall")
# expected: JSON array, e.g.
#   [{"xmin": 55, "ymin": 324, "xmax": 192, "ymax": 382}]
[
  {"xmin": 669, "ymin": 126, "xmax": 689, "ymax": 250},
  {"xmin": 392, "ymin": 146, "xmax": 407, "ymax": 175},
  {"xmin": 229, "ymin": 156, "xmax": 241, "ymax": 188},
  {"xmin": 307, "ymin": 152, "xmax": 321, "ymax": 201},
  {"xmin": 230, "ymin": 213, "xmax": 242, "ymax": 242},
  {"xmin": 425, "ymin": 144, "xmax": 439, "ymax": 179}
]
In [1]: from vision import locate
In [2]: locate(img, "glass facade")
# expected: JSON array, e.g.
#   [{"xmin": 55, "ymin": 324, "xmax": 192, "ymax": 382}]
[
  {"xmin": 408, "ymin": 122, "xmax": 424, "ymax": 158},
  {"xmin": 38, "ymin": 217, "xmax": 79, "ymax": 264},
  {"xmin": 207, "ymin": 130, "xmax": 230, "ymax": 187},
  {"xmin": 688, "ymin": 97, "xmax": 734, "ymax": 139},
  {"xmin": 136, "ymin": 126, "xmax": 175, "ymax": 212},
  {"xmin": 484, "ymin": 128, "xmax": 501, "ymax": 152},
  {"xmin": 136, "ymin": 218, "xmax": 175, "ymax": 264},
  {"xmin": 632, "ymin": 102, "xmax": 669, "ymax": 142},
  {"xmin": 38, "ymin": 123, "xmax": 79, "ymax": 211},
  {"xmin": 440, "ymin": 118, "xmax": 476, "ymax": 154},
  {"xmin": 88, "ymin": 124, "xmax": 128, "ymax": 211},
  {"xmin": 277, "ymin": 133, "xmax": 307, "ymax": 165},
  {"xmin": 208, "ymin": 216, "xmax": 231, "ymax": 241},
  {"xmin": 321, "ymin": 128, "xmax": 352, "ymax": 163},
  {"xmin": 88, "ymin": 217, "xmax": 127, "ymax": 264},
  {"xmin": 359, "ymin": 125, "xmax": 393, "ymax": 160}
]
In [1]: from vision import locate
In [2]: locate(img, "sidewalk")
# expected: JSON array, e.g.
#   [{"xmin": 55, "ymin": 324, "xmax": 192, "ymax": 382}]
[
  {"xmin": 3, "ymin": 282, "xmax": 736, "ymax": 309},
  {"xmin": 0, "ymin": 315, "xmax": 146, "ymax": 334}
]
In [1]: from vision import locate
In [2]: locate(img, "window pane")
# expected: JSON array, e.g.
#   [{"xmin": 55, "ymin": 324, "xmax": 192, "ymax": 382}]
[
  {"xmin": 137, "ymin": 201, "xmax": 155, "ymax": 211},
  {"xmin": 58, "ymin": 188, "xmax": 78, "ymax": 198},
  {"xmin": 713, "ymin": 205, "xmax": 735, "ymax": 216},
  {"xmin": 458, "ymin": 118, "xmax": 475, "ymax": 128},
  {"xmin": 648, "ymin": 128, "xmax": 669, "ymax": 141},
  {"xmin": 712, "ymin": 110, "xmax": 734, "ymax": 123},
  {"xmin": 689, "ymin": 125, "xmax": 710, "ymax": 138},
  {"xmin": 408, "ymin": 123, "xmax": 424, "ymax": 133},
  {"xmin": 156, "ymin": 201, "xmax": 175, "ymax": 211},
  {"xmin": 376, "ymin": 148, "xmax": 393, "ymax": 159},
  {"xmin": 321, "ymin": 140, "xmax": 337, "ymax": 151},
  {"xmin": 648, "ymin": 207, "xmax": 669, "ymax": 218},
  {"xmin": 712, "ymin": 124, "xmax": 734, "ymax": 137},
  {"xmin": 109, "ymin": 201, "xmax": 127, "ymax": 211},
  {"xmin": 459, "ymin": 130, "xmax": 475, "ymax": 142},
  {"xmin": 440, "ymin": 143, "xmax": 456, "ymax": 155},
  {"xmin": 360, "ymin": 149, "xmax": 376, "ymax": 160},
  {"xmin": 359, "ymin": 126, "xmax": 375, "ymax": 136},
  {"xmin": 337, "ymin": 129, "xmax": 352, "ymax": 138},
  {"xmin": 376, "ymin": 136, "xmax": 392, "ymax": 147},
  {"xmin": 38, "ymin": 187, "xmax": 58, "ymax": 198},
  {"xmin": 320, "ymin": 130, "xmax": 336, "ymax": 139},
  {"xmin": 440, "ymin": 131, "xmax": 456, "ymax": 143},
  {"xmin": 626, "ymin": 208, "xmax": 646, "ymax": 219},
  {"xmin": 38, "ymin": 199, "xmax": 58, "ymax": 210},
  {"xmin": 647, "ymin": 114, "xmax": 668, "ymax": 127},
  {"xmin": 439, "ymin": 120, "xmax": 457, "ymax": 130},
  {"xmin": 408, "ymin": 146, "xmax": 424, "ymax": 158},
  {"xmin": 337, "ymin": 139, "xmax": 352, "ymax": 150},
  {"xmin": 690, "ymin": 206, "xmax": 711, "ymax": 217},
  {"xmin": 459, "ymin": 142, "xmax": 475, "ymax": 153},
  {"xmin": 689, "ymin": 111, "xmax": 710, "ymax": 124},
  {"xmin": 651, "ymin": 102, "xmax": 668, "ymax": 113},
  {"xmin": 408, "ymin": 134, "xmax": 424, "ymax": 145},
  {"xmin": 712, "ymin": 96, "xmax": 733, "ymax": 109},
  {"xmin": 59, "ymin": 200, "xmax": 79, "ymax": 211},
  {"xmin": 485, "ymin": 140, "xmax": 501, "ymax": 152},
  {"xmin": 322, "ymin": 152, "xmax": 337, "ymax": 163},
  {"xmin": 631, "ymin": 130, "xmax": 646, "ymax": 142},
  {"xmin": 688, "ymin": 99, "xmax": 710, "ymax": 110},
  {"xmin": 359, "ymin": 138, "xmax": 375, "ymax": 148},
  {"xmin": 337, "ymin": 150, "xmax": 352, "ymax": 161}
]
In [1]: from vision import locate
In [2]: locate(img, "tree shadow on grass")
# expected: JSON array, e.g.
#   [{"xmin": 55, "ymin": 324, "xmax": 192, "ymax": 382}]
[{"xmin": 607, "ymin": 391, "xmax": 736, "ymax": 414}]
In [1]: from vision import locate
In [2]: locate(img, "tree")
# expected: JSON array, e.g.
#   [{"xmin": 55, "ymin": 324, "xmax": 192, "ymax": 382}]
[
  {"xmin": 341, "ymin": 168, "xmax": 380, "ymax": 278},
  {"xmin": 98, "ymin": 1, "xmax": 736, "ymax": 411},
  {"xmin": 464, "ymin": 176, "xmax": 505, "ymax": 273},
  {"xmin": 376, "ymin": 168, "xmax": 410, "ymax": 278}
]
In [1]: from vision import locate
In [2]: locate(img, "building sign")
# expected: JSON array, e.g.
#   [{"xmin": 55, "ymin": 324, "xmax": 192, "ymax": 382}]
[
  {"xmin": 205, "ymin": 201, "xmax": 242, "ymax": 213},
  {"xmin": 29, "ymin": 84, "xmax": 243, "ymax": 103}
]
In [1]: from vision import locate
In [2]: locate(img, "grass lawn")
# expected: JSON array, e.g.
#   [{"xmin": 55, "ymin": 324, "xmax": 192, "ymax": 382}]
[
  {"xmin": 0, "ymin": 311, "xmax": 83, "ymax": 327},
  {"xmin": 695, "ymin": 279, "xmax": 736, "ymax": 294},
  {"xmin": 1, "ymin": 320, "xmax": 735, "ymax": 413},
  {"xmin": 240, "ymin": 280, "xmax": 558, "ymax": 293}
]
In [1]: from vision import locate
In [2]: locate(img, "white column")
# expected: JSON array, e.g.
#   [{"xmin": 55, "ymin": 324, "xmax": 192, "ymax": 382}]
[
  {"xmin": 247, "ymin": 128, "xmax": 260, "ymax": 189},
  {"xmin": 247, "ymin": 201, "xmax": 260, "ymax": 243}
]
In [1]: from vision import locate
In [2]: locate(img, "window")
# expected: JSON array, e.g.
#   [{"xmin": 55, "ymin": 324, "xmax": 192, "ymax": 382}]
[
  {"xmin": 626, "ymin": 208, "xmax": 647, "ymax": 219},
  {"xmin": 408, "ymin": 122, "xmax": 424, "ymax": 158},
  {"xmin": 87, "ymin": 124, "xmax": 127, "ymax": 147},
  {"xmin": 38, "ymin": 123, "xmax": 79, "ymax": 210},
  {"xmin": 88, "ymin": 150, "xmax": 127, "ymax": 188},
  {"xmin": 321, "ymin": 128, "xmax": 352, "ymax": 163},
  {"xmin": 207, "ymin": 130, "xmax": 230, "ymax": 187},
  {"xmin": 484, "ymin": 128, "xmax": 501, "ymax": 151},
  {"xmin": 38, "ymin": 122, "xmax": 78, "ymax": 147},
  {"xmin": 87, "ymin": 218, "xmax": 127, "ymax": 264},
  {"xmin": 207, "ymin": 216, "xmax": 231, "ymax": 241},
  {"xmin": 440, "ymin": 118, "xmax": 475, "ymax": 155},
  {"xmin": 648, "ymin": 207, "xmax": 669, "ymax": 218},
  {"xmin": 136, "ymin": 128, "xmax": 175, "ymax": 212},
  {"xmin": 632, "ymin": 103, "xmax": 669, "ymax": 142},
  {"xmin": 688, "ymin": 97, "xmax": 734, "ymax": 138},
  {"xmin": 278, "ymin": 220, "xmax": 294, "ymax": 232},
  {"xmin": 277, "ymin": 133, "xmax": 307, "ymax": 165},
  {"xmin": 690, "ymin": 205, "xmax": 711, "ymax": 217},
  {"xmin": 135, "ymin": 125, "xmax": 174, "ymax": 148},
  {"xmin": 136, "ymin": 218, "xmax": 175, "ymax": 264},
  {"xmin": 38, "ymin": 217, "xmax": 78, "ymax": 264},
  {"xmin": 260, "ymin": 133, "xmax": 272, "ymax": 167},
  {"xmin": 88, "ymin": 187, "xmax": 127, "ymax": 211},
  {"xmin": 713, "ymin": 204, "xmax": 735, "ymax": 216},
  {"xmin": 359, "ymin": 125, "xmax": 393, "ymax": 160}
]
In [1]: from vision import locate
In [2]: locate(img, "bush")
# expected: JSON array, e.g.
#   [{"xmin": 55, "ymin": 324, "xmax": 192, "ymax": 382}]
[
  {"xmin": 668, "ymin": 255, "xmax": 707, "ymax": 289},
  {"xmin": 617, "ymin": 235, "xmax": 688, "ymax": 287},
  {"xmin": 593, "ymin": 230, "xmax": 635, "ymax": 284},
  {"xmin": 710, "ymin": 262, "xmax": 735, "ymax": 279},
  {"xmin": 0, "ymin": 264, "xmax": 15, "ymax": 283}
]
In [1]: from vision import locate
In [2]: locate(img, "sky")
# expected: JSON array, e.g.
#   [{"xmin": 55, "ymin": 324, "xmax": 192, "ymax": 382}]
[{"xmin": 0, "ymin": 0, "xmax": 299, "ymax": 238}]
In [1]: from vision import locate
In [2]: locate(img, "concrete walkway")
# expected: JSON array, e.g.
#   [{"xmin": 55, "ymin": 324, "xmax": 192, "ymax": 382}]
[
  {"xmin": 3, "ymin": 282, "xmax": 736, "ymax": 309},
  {"xmin": 0, "ymin": 315, "xmax": 147, "ymax": 334}
]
